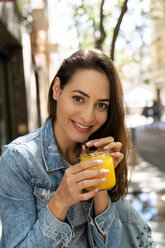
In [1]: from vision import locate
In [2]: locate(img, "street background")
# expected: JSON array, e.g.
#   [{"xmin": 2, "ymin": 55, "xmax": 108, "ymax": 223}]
[
  {"xmin": 134, "ymin": 122, "xmax": 165, "ymax": 248},
  {"xmin": 128, "ymin": 125, "xmax": 165, "ymax": 247},
  {"xmin": 125, "ymin": 117, "xmax": 165, "ymax": 248},
  {"xmin": 128, "ymin": 154, "xmax": 165, "ymax": 248}
]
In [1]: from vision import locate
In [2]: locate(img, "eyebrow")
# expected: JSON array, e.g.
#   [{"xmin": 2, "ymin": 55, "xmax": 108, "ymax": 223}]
[
  {"xmin": 72, "ymin": 90, "xmax": 89, "ymax": 98},
  {"xmin": 72, "ymin": 90, "xmax": 110, "ymax": 102},
  {"xmin": 97, "ymin": 99, "xmax": 110, "ymax": 102}
]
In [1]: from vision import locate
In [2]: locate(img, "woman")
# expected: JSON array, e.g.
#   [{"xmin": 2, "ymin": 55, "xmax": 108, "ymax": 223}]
[{"xmin": 0, "ymin": 49, "xmax": 154, "ymax": 247}]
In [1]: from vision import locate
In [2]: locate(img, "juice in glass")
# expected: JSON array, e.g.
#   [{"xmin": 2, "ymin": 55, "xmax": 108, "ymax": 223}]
[{"xmin": 80, "ymin": 150, "xmax": 116, "ymax": 191}]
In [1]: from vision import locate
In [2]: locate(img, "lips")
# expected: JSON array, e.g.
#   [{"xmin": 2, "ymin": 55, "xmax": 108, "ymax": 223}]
[{"xmin": 71, "ymin": 120, "xmax": 93, "ymax": 132}]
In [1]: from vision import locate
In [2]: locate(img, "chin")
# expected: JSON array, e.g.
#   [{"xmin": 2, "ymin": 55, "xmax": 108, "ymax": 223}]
[{"xmin": 71, "ymin": 135, "xmax": 90, "ymax": 144}]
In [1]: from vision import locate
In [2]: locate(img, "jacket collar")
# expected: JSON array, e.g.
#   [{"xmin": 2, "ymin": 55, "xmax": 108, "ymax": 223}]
[{"xmin": 41, "ymin": 117, "xmax": 65, "ymax": 172}]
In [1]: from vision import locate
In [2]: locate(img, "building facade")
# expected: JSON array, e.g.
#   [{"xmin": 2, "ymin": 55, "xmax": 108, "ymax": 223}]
[
  {"xmin": 0, "ymin": 0, "xmax": 59, "ymax": 154},
  {"xmin": 0, "ymin": 1, "xmax": 30, "ymax": 153},
  {"xmin": 150, "ymin": 0, "xmax": 165, "ymax": 119}
]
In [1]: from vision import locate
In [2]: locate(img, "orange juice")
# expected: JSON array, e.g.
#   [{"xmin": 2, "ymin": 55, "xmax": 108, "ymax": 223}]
[{"xmin": 80, "ymin": 150, "xmax": 116, "ymax": 191}]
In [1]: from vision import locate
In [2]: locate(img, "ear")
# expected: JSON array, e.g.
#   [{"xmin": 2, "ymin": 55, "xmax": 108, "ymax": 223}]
[{"xmin": 52, "ymin": 77, "xmax": 61, "ymax": 100}]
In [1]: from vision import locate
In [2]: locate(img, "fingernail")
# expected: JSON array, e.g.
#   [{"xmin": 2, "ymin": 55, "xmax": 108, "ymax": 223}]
[
  {"xmin": 95, "ymin": 188, "xmax": 99, "ymax": 192},
  {"xmin": 104, "ymin": 145, "xmax": 109, "ymax": 149},
  {"xmin": 101, "ymin": 177, "xmax": 107, "ymax": 182},
  {"xmin": 94, "ymin": 142, "xmax": 99, "ymax": 146},
  {"xmin": 86, "ymin": 141, "xmax": 91, "ymax": 146},
  {"xmin": 101, "ymin": 169, "xmax": 109, "ymax": 174},
  {"xmin": 97, "ymin": 160, "xmax": 103, "ymax": 165}
]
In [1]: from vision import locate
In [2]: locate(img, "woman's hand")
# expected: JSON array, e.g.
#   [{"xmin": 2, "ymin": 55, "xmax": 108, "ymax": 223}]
[
  {"xmin": 48, "ymin": 160, "xmax": 109, "ymax": 221},
  {"xmin": 85, "ymin": 137, "xmax": 124, "ymax": 168},
  {"xmin": 84, "ymin": 137, "xmax": 124, "ymax": 221}
]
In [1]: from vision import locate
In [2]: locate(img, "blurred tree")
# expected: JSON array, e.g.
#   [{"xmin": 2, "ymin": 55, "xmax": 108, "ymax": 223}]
[
  {"xmin": 70, "ymin": 0, "xmax": 155, "ymax": 94},
  {"xmin": 110, "ymin": 0, "xmax": 128, "ymax": 60},
  {"xmin": 70, "ymin": 0, "xmax": 129, "ymax": 61},
  {"xmin": 114, "ymin": 0, "xmax": 152, "ymax": 87},
  {"xmin": 95, "ymin": 0, "xmax": 106, "ymax": 50},
  {"xmin": 70, "ymin": 0, "xmax": 98, "ymax": 49}
]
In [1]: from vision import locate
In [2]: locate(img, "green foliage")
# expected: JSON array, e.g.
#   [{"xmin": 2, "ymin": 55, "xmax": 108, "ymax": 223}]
[
  {"xmin": 69, "ymin": 0, "xmax": 155, "ymax": 85},
  {"xmin": 69, "ymin": 0, "xmax": 100, "ymax": 49}
]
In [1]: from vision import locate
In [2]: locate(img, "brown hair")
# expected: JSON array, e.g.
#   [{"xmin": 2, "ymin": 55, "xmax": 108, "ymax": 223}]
[{"xmin": 48, "ymin": 49, "xmax": 131, "ymax": 202}]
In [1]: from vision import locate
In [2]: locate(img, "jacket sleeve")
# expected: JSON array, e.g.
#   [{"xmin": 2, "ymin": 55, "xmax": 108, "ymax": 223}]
[
  {"xmin": 0, "ymin": 145, "xmax": 73, "ymax": 248},
  {"xmin": 87, "ymin": 199, "xmax": 122, "ymax": 248}
]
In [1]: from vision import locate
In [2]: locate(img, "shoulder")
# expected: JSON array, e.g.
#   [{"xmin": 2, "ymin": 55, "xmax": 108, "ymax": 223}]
[
  {"xmin": 1, "ymin": 127, "xmax": 41, "ymax": 160},
  {"xmin": 116, "ymin": 198, "xmax": 145, "ymax": 225},
  {"xmin": 115, "ymin": 199, "xmax": 155, "ymax": 247},
  {"xmin": 10, "ymin": 127, "xmax": 41, "ymax": 149},
  {"xmin": 0, "ymin": 127, "xmax": 42, "ymax": 181},
  {"xmin": 3, "ymin": 117, "xmax": 53, "ymax": 160}
]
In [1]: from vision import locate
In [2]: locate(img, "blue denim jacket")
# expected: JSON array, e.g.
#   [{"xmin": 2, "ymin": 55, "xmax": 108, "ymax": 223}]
[{"xmin": 0, "ymin": 118, "xmax": 155, "ymax": 248}]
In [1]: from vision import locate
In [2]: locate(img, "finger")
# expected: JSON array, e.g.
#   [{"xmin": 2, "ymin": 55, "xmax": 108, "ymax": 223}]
[
  {"xmin": 86, "ymin": 137, "xmax": 114, "ymax": 147},
  {"xmin": 79, "ymin": 188, "xmax": 99, "ymax": 201},
  {"xmin": 69, "ymin": 160, "xmax": 103, "ymax": 174},
  {"xmin": 111, "ymin": 152, "xmax": 124, "ymax": 167},
  {"xmin": 75, "ymin": 168, "xmax": 109, "ymax": 183},
  {"xmin": 78, "ymin": 177, "xmax": 107, "ymax": 191},
  {"xmin": 82, "ymin": 145, "xmax": 86, "ymax": 153},
  {"xmin": 104, "ymin": 142, "xmax": 122, "ymax": 152}
]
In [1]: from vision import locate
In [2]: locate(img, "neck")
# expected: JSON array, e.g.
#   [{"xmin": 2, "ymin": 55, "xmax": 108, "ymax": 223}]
[{"xmin": 53, "ymin": 121, "xmax": 81, "ymax": 164}]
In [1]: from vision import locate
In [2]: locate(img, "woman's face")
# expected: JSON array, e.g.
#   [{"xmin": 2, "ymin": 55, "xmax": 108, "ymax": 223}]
[{"xmin": 53, "ymin": 69, "xmax": 110, "ymax": 144}]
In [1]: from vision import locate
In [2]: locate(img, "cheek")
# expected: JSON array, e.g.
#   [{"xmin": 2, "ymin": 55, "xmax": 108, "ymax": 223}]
[
  {"xmin": 56, "ymin": 99, "xmax": 75, "ymax": 121},
  {"xmin": 56, "ymin": 100, "xmax": 68, "ymax": 120},
  {"xmin": 97, "ymin": 112, "xmax": 108, "ymax": 126}
]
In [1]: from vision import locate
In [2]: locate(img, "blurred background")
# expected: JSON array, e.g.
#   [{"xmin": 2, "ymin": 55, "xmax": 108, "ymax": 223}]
[{"xmin": 0, "ymin": 0, "xmax": 165, "ymax": 246}]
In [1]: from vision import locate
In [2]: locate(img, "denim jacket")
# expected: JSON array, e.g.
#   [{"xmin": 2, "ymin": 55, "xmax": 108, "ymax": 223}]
[{"xmin": 0, "ymin": 117, "xmax": 155, "ymax": 248}]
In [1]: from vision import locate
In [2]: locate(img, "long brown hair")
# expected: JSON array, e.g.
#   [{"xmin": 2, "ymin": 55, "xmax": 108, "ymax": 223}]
[{"xmin": 48, "ymin": 49, "xmax": 131, "ymax": 202}]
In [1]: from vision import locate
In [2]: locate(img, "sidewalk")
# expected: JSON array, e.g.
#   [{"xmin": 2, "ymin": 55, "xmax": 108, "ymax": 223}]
[{"xmin": 127, "ymin": 156, "xmax": 165, "ymax": 248}]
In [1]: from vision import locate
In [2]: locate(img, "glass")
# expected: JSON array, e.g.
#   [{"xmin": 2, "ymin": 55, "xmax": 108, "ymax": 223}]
[{"xmin": 80, "ymin": 150, "xmax": 116, "ymax": 191}]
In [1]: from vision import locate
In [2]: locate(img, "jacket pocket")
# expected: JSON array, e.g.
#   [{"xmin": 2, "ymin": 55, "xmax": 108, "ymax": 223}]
[{"xmin": 34, "ymin": 183, "xmax": 57, "ymax": 215}]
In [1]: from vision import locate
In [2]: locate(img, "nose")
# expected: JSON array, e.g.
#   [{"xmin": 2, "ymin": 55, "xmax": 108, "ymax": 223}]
[{"xmin": 80, "ymin": 105, "xmax": 95, "ymax": 124}]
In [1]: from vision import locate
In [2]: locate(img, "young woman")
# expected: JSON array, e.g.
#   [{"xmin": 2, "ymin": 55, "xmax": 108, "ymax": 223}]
[{"xmin": 0, "ymin": 49, "xmax": 154, "ymax": 247}]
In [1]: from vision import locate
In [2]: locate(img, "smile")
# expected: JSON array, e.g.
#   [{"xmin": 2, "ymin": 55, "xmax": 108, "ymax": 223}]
[{"xmin": 72, "ymin": 120, "xmax": 92, "ymax": 132}]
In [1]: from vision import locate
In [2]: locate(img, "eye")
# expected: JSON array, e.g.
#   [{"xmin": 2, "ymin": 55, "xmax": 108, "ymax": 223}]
[
  {"xmin": 72, "ymin": 96, "xmax": 84, "ymax": 103},
  {"xmin": 96, "ymin": 103, "xmax": 108, "ymax": 111}
]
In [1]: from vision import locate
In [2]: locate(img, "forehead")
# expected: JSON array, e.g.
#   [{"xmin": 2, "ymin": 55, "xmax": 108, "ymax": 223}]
[{"xmin": 64, "ymin": 69, "xmax": 110, "ymax": 97}]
